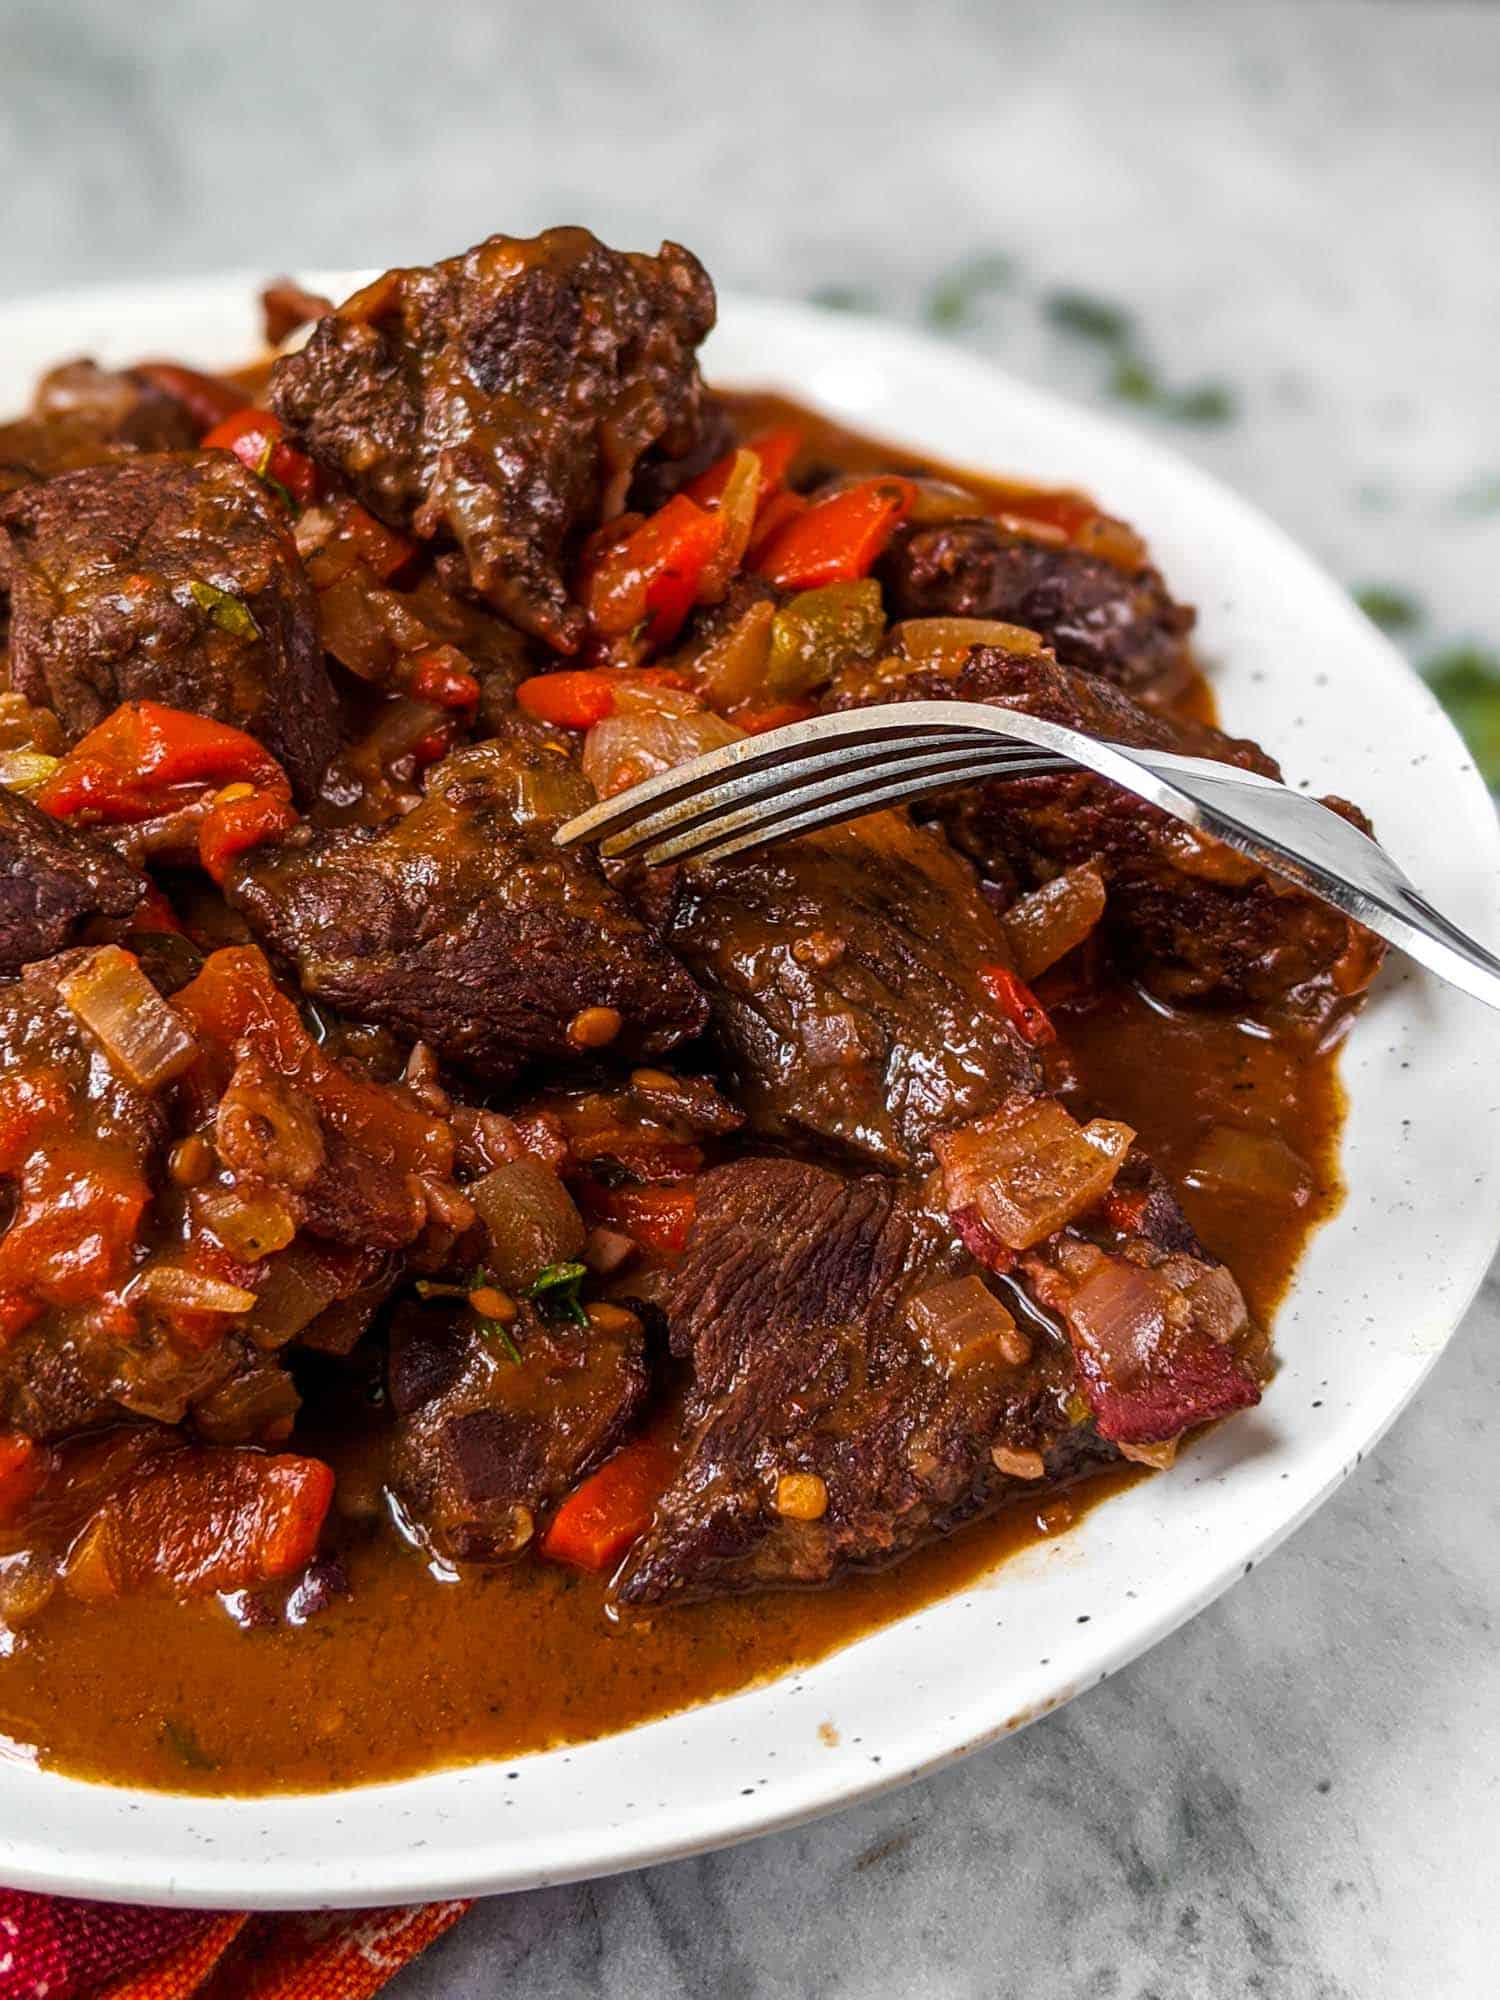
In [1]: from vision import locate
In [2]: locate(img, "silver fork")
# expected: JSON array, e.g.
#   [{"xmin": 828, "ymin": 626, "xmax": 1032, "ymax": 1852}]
[{"xmin": 555, "ymin": 699, "xmax": 1500, "ymax": 1012}]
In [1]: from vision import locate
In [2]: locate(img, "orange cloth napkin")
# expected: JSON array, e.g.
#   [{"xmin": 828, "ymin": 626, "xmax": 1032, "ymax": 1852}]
[{"xmin": 0, "ymin": 1891, "xmax": 470, "ymax": 1999}]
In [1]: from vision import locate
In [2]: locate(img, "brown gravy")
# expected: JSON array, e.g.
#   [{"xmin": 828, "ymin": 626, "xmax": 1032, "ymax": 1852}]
[{"xmin": 0, "ymin": 397, "xmax": 1346, "ymax": 1795}]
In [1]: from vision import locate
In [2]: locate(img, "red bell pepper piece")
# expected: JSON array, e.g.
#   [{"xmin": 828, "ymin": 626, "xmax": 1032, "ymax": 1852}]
[
  {"xmin": 581, "ymin": 494, "xmax": 724, "ymax": 648},
  {"xmin": 341, "ymin": 500, "xmax": 419, "ymax": 582},
  {"xmin": 754, "ymin": 477, "xmax": 916, "ymax": 590},
  {"xmin": 739, "ymin": 701, "xmax": 818, "ymax": 735},
  {"xmin": 0, "ymin": 1433, "xmax": 45, "ymax": 1528},
  {"xmin": 37, "ymin": 702, "xmax": 291, "ymax": 825},
  {"xmin": 133, "ymin": 361, "xmax": 245, "ymax": 435},
  {"xmin": 743, "ymin": 489, "xmax": 808, "ymax": 568},
  {"xmin": 589, "ymin": 1184, "xmax": 697, "ymax": 1258},
  {"xmin": 202, "ymin": 406, "xmax": 321, "ymax": 507},
  {"xmin": 540, "ymin": 1440, "xmax": 676, "ymax": 1572},
  {"xmin": 400, "ymin": 647, "xmax": 482, "ymax": 714},
  {"xmin": 64, "ymin": 1448, "xmax": 335, "ymax": 1601},
  {"xmin": 515, "ymin": 666, "xmax": 688, "ymax": 731},
  {"xmin": 198, "ymin": 787, "xmax": 298, "ymax": 883},
  {"xmin": 686, "ymin": 425, "xmax": 804, "ymax": 510},
  {"xmin": 978, "ymin": 963, "xmax": 1057, "ymax": 1047}
]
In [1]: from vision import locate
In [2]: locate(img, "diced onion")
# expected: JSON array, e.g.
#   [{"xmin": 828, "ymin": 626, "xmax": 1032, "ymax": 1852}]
[
  {"xmin": 1067, "ymin": 1258, "xmax": 1170, "ymax": 1374},
  {"xmin": 582, "ymin": 711, "xmax": 743, "ymax": 799},
  {"xmin": 690, "ymin": 600, "xmax": 775, "ymax": 709},
  {"xmin": 0, "ymin": 749, "xmax": 61, "ymax": 794},
  {"xmin": 57, "ymin": 946, "xmax": 198, "ymax": 1091},
  {"xmin": 907, "ymin": 1275, "xmax": 1030, "ymax": 1370},
  {"xmin": 935, "ymin": 1100, "xmax": 1135, "ymax": 1251},
  {"xmin": 468, "ymin": 1159, "xmax": 586, "ymax": 1290},
  {"xmin": 893, "ymin": 618, "xmax": 1047, "ymax": 668},
  {"xmin": 1184, "ymin": 1125, "xmax": 1312, "ymax": 1207},
  {"xmin": 243, "ymin": 1246, "xmax": 349, "ymax": 1350},
  {"xmin": 193, "ymin": 1186, "xmax": 299, "ymax": 1261},
  {"xmin": 1001, "ymin": 865, "xmax": 1108, "ymax": 980},
  {"xmin": 128, "ymin": 1264, "xmax": 258, "ymax": 1314}
]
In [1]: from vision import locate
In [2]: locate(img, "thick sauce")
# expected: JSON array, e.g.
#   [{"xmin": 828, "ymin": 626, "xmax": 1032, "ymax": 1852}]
[{"xmin": 0, "ymin": 399, "xmax": 1347, "ymax": 1795}]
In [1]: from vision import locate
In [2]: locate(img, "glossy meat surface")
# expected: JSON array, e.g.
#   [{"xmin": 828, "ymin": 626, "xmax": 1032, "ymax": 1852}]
[{"xmin": 0, "ymin": 454, "xmax": 339, "ymax": 800}]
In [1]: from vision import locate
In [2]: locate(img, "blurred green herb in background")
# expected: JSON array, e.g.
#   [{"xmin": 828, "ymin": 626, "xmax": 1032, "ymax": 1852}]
[
  {"xmin": 1353, "ymin": 585, "xmax": 1423, "ymax": 635},
  {"xmin": 1451, "ymin": 473, "xmax": 1500, "ymax": 516},
  {"xmin": 809, "ymin": 284, "xmax": 879, "ymax": 314},
  {"xmin": 1041, "ymin": 286, "xmax": 1236, "ymax": 426},
  {"xmin": 926, "ymin": 253, "xmax": 1015, "ymax": 329},
  {"xmin": 1044, "ymin": 289, "xmax": 1134, "ymax": 344},
  {"xmin": 1424, "ymin": 645, "xmax": 1500, "ymax": 789}
]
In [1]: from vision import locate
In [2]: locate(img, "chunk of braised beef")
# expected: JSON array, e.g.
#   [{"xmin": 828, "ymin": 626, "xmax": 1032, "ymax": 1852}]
[
  {"xmin": 879, "ymin": 516, "xmax": 1196, "ymax": 705},
  {"xmin": 0, "ymin": 787, "xmax": 143, "ymax": 975},
  {"xmin": 0, "ymin": 360, "xmax": 198, "ymax": 498},
  {"xmin": 226, "ymin": 736, "xmax": 708, "ymax": 1085},
  {"xmin": 387, "ymin": 1298, "xmax": 648, "ymax": 1564},
  {"xmin": 0, "ymin": 454, "xmax": 339, "ymax": 801},
  {"xmin": 654, "ymin": 809, "xmax": 1040, "ymax": 1169},
  {"xmin": 832, "ymin": 640, "xmax": 1384, "ymax": 1030},
  {"xmin": 1020, "ymin": 1153, "xmax": 1261, "ymax": 1444},
  {"xmin": 269, "ymin": 228, "xmax": 718, "ymax": 652},
  {"xmin": 615, "ymin": 1159, "xmax": 1096, "ymax": 1606}
]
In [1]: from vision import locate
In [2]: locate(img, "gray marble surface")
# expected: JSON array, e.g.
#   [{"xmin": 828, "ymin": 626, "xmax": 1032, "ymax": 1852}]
[{"xmin": 3, "ymin": 2, "xmax": 1498, "ymax": 1993}]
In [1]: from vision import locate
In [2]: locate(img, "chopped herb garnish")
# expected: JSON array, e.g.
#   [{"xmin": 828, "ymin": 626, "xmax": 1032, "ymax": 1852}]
[
  {"xmin": 926, "ymin": 253, "xmax": 1014, "ymax": 329},
  {"xmin": 186, "ymin": 579, "xmax": 260, "ymax": 639},
  {"xmin": 1109, "ymin": 355, "xmax": 1159, "ymax": 405},
  {"xmin": 161, "ymin": 1717, "xmax": 217, "ymax": 1771},
  {"xmin": 525, "ymin": 1259, "xmax": 589, "ymax": 1328},
  {"xmin": 415, "ymin": 1271, "xmax": 523, "ymax": 1361},
  {"xmin": 1423, "ymin": 644, "xmax": 1500, "ymax": 789},
  {"xmin": 1106, "ymin": 356, "xmax": 1235, "ymax": 425},
  {"xmin": 1044, "ymin": 289, "xmax": 1134, "ymax": 345},
  {"xmin": 1353, "ymin": 585, "xmax": 1422, "ymax": 635}
]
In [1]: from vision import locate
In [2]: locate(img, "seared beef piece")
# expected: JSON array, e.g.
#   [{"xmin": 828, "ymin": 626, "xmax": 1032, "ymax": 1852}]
[
  {"xmin": 0, "ymin": 455, "xmax": 338, "ymax": 801},
  {"xmin": 260, "ymin": 277, "xmax": 334, "ymax": 347},
  {"xmin": 269, "ymin": 228, "xmax": 718, "ymax": 652},
  {"xmin": 616, "ymin": 1159, "xmax": 1098, "ymax": 1605},
  {"xmin": 880, "ymin": 517, "xmax": 1196, "ymax": 706},
  {"xmin": 1019, "ymin": 1152, "xmax": 1261, "ymax": 1444},
  {"xmin": 653, "ymin": 809, "xmax": 1039, "ymax": 1169},
  {"xmin": 0, "ymin": 787, "xmax": 143, "ymax": 974},
  {"xmin": 0, "ymin": 359, "xmax": 198, "ymax": 497},
  {"xmin": 387, "ymin": 1298, "xmax": 648, "ymax": 1562},
  {"xmin": 627, "ymin": 394, "xmax": 736, "ymax": 513},
  {"xmin": 833, "ymin": 642, "xmax": 1384, "ymax": 1027},
  {"xmin": 227, "ymin": 736, "xmax": 708, "ymax": 1085}
]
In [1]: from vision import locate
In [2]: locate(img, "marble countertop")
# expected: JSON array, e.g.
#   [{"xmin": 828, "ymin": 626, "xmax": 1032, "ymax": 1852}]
[{"xmin": 2, "ymin": 2, "xmax": 1497, "ymax": 1993}]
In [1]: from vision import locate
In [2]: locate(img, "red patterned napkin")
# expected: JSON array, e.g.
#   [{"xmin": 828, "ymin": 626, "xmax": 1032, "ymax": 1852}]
[{"xmin": 0, "ymin": 1890, "xmax": 470, "ymax": 1999}]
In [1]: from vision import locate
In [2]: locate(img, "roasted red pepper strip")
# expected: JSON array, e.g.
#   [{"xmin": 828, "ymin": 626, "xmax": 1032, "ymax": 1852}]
[
  {"xmin": 685, "ymin": 425, "xmax": 804, "ymax": 510},
  {"xmin": 754, "ymin": 477, "xmax": 916, "ymax": 589},
  {"xmin": 202, "ymin": 406, "xmax": 321, "ymax": 507},
  {"xmin": 978, "ymin": 963, "xmax": 1057, "ymax": 1047},
  {"xmin": 198, "ymin": 787, "xmax": 299, "ymax": 884},
  {"xmin": 340, "ymin": 500, "xmax": 419, "ymax": 583},
  {"xmin": 540, "ymin": 1440, "xmax": 676, "ymax": 1572},
  {"xmin": 400, "ymin": 647, "xmax": 482, "ymax": 714},
  {"xmin": 0, "ymin": 1433, "xmax": 45, "ymax": 1528},
  {"xmin": 581, "ymin": 494, "xmax": 724, "ymax": 648},
  {"xmin": 515, "ymin": 666, "xmax": 688, "ymax": 730},
  {"xmin": 739, "ymin": 700, "xmax": 818, "ymax": 734},
  {"xmin": 133, "ymin": 361, "xmax": 245, "ymax": 435},
  {"xmin": 587, "ymin": 1184, "xmax": 697, "ymax": 1257},
  {"xmin": 37, "ymin": 702, "xmax": 291, "ymax": 825}
]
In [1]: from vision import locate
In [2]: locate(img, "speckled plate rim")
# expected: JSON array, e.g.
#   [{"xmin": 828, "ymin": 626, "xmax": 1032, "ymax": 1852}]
[{"xmin": 0, "ymin": 275, "xmax": 1496, "ymax": 1910}]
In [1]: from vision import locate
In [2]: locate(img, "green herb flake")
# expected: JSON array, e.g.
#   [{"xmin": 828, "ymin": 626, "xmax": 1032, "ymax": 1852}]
[
  {"xmin": 809, "ymin": 284, "xmax": 879, "ymax": 315},
  {"xmin": 415, "ymin": 1271, "xmax": 523, "ymax": 1361},
  {"xmin": 187, "ymin": 579, "xmax": 261, "ymax": 639},
  {"xmin": 1452, "ymin": 473, "xmax": 1500, "ymax": 517},
  {"xmin": 926, "ymin": 253, "xmax": 1015, "ymax": 329},
  {"xmin": 1044, "ymin": 289, "xmax": 1134, "ymax": 346},
  {"xmin": 525, "ymin": 1259, "xmax": 589, "ymax": 1328},
  {"xmin": 161, "ymin": 1717, "xmax": 217, "ymax": 1771},
  {"xmin": 1352, "ymin": 585, "xmax": 1422, "ymax": 635},
  {"xmin": 1109, "ymin": 355, "xmax": 1160, "ymax": 406},
  {"xmin": 1165, "ymin": 380, "xmax": 1237, "ymax": 426},
  {"xmin": 1423, "ymin": 644, "xmax": 1500, "ymax": 789}
]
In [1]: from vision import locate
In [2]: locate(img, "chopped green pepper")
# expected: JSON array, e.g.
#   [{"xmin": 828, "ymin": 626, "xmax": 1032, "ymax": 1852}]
[{"xmin": 766, "ymin": 579, "xmax": 886, "ymax": 699}]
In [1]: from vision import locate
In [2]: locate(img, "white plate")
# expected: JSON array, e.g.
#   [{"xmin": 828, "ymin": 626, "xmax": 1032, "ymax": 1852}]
[{"xmin": 0, "ymin": 276, "xmax": 1496, "ymax": 1910}]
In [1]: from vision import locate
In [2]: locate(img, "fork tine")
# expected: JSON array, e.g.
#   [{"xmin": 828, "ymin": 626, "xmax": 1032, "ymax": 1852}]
[
  {"xmin": 556, "ymin": 708, "xmax": 1030, "ymax": 851},
  {"xmin": 594, "ymin": 732, "xmax": 1002, "ymax": 860},
  {"xmin": 604, "ymin": 740, "xmax": 1063, "ymax": 863},
  {"xmin": 638, "ymin": 746, "xmax": 1069, "ymax": 867}
]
